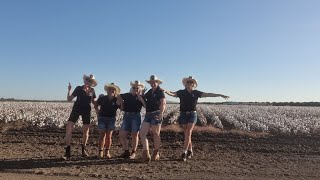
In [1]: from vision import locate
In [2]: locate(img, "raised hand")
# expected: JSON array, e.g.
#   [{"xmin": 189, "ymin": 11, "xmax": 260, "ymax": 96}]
[
  {"xmin": 137, "ymin": 93, "xmax": 144, "ymax": 102},
  {"xmin": 142, "ymin": 87, "xmax": 148, "ymax": 95},
  {"xmin": 155, "ymin": 114, "xmax": 164, "ymax": 121},
  {"xmin": 68, "ymin": 82, "xmax": 72, "ymax": 91}
]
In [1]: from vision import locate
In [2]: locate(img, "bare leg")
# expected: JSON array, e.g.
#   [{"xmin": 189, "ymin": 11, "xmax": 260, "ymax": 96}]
[
  {"xmin": 105, "ymin": 131, "xmax": 113, "ymax": 150},
  {"xmin": 188, "ymin": 142, "xmax": 193, "ymax": 150},
  {"xmin": 119, "ymin": 130, "xmax": 129, "ymax": 151},
  {"xmin": 98, "ymin": 130, "xmax": 107, "ymax": 150},
  {"xmin": 131, "ymin": 132, "xmax": 139, "ymax": 152},
  {"xmin": 183, "ymin": 123, "xmax": 195, "ymax": 151},
  {"xmin": 82, "ymin": 124, "xmax": 90, "ymax": 146},
  {"xmin": 151, "ymin": 125, "xmax": 162, "ymax": 150},
  {"xmin": 181, "ymin": 124, "xmax": 187, "ymax": 151},
  {"xmin": 140, "ymin": 122, "xmax": 151, "ymax": 151},
  {"xmin": 66, "ymin": 121, "xmax": 75, "ymax": 146},
  {"xmin": 105, "ymin": 131, "xmax": 113, "ymax": 159}
]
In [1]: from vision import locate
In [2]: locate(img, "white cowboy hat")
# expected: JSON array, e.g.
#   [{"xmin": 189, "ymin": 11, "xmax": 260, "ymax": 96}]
[
  {"xmin": 182, "ymin": 76, "xmax": 198, "ymax": 88},
  {"xmin": 130, "ymin": 80, "xmax": 145, "ymax": 89},
  {"xmin": 83, "ymin": 74, "xmax": 98, "ymax": 87},
  {"xmin": 146, "ymin": 75, "xmax": 163, "ymax": 84},
  {"xmin": 104, "ymin": 83, "xmax": 121, "ymax": 94}
]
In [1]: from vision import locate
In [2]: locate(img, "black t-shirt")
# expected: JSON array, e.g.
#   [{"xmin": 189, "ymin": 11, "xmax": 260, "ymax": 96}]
[
  {"xmin": 97, "ymin": 95, "xmax": 119, "ymax": 117},
  {"xmin": 176, "ymin": 89, "xmax": 203, "ymax": 112},
  {"xmin": 72, "ymin": 86, "xmax": 96, "ymax": 112},
  {"xmin": 144, "ymin": 87, "xmax": 165, "ymax": 112},
  {"xmin": 120, "ymin": 93, "xmax": 143, "ymax": 112}
]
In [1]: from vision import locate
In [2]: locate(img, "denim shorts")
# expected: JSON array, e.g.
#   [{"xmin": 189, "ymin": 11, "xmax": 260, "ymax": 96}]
[
  {"xmin": 144, "ymin": 111, "xmax": 162, "ymax": 125},
  {"xmin": 178, "ymin": 111, "xmax": 198, "ymax": 124},
  {"xmin": 98, "ymin": 116, "xmax": 116, "ymax": 131},
  {"xmin": 120, "ymin": 112, "xmax": 142, "ymax": 132}
]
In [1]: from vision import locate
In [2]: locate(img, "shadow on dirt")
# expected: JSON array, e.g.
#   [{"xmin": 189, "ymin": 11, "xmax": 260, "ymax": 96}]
[{"xmin": 0, "ymin": 157, "xmax": 141, "ymax": 170}]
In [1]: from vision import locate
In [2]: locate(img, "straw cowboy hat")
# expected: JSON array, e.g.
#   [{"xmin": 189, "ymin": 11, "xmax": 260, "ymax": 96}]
[
  {"xmin": 104, "ymin": 83, "xmax": 121, "ymax": 94},
  {"xmin": 130, "ymin": 80, "xmax": 145, "ymax": 89},
  {"xmin": 146, "ymin": 75, "xmax": 163, "ymax": 84},
  {"xmin": 182, "ymin": 76, "xmax": 198, "ymax": 88},
  {"xmin": 83, "ymin": 74, "xmax": 98, "ymax": 87}
]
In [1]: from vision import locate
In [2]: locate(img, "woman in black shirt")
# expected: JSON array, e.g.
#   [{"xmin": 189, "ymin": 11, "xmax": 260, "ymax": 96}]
[
  {"xmin": 117, "ymin": 81, "xmax": 146, "ymax": 159},
  {"xmin": 140, "ymin": 75, "xmax": 166, "ymax": 162},
  {"xmin": 165, "ymin": 76, "xmax": 229, "ymax": 162},
  {"xmin": 63, "ymin": 74, "xmax": 98, "ymax": 160},
  {"xmin": 94, "ymin": 83, "xmax": 121, "ymax": 159}
]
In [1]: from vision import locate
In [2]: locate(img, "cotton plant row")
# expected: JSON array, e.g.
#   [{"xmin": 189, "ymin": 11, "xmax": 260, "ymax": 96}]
[
  {"xmin": 1, "ymin": 102, "xmax": 320, "ymax": 135},
  {"xmin": 0, "ymin": 102, "xmax": 180, "ymax": 129},
  {"xmin": 1, "ymin": 102, "xmax": 72, "ymax": 128},
  {"xmin": 200, "ymin": 105, "xmax": 320, "ymax": 134}
]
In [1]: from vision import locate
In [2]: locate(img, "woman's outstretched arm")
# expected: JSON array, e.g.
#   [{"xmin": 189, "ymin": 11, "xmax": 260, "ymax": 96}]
[
  {"xmin": 163, "ymin": 90, "xmax": 177, "ymax": 97},
  {"xmin": 201, "ymin": 92, "xmax": 229, "ymax": 99}
]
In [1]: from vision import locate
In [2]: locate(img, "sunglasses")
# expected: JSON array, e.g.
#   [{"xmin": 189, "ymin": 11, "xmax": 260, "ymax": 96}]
[
  {"xmin": 132, "ymin": 87, "xmax": 140, "ymax": 90},
  {"xmin": 187, "ymin": 81, "xmax": 194, "ymax": 84},
  {"xmin": 108, "ymin": 88, "xmax": 116, "ymax": 91}
]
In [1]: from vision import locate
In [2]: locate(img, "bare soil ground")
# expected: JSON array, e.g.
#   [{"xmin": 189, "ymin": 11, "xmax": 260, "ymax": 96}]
[{"xmin": 1, "ymin": 126, "xmax": 320, "ymax": 180}]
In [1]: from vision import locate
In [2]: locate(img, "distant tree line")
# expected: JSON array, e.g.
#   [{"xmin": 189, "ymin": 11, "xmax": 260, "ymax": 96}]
[
  {"xmin": 0, "ymin": 98, "xmax": 69, "ymax": 103},
  {"xmin": 270, "ymin": 102, "xmax": 320, "ymax": 107}
]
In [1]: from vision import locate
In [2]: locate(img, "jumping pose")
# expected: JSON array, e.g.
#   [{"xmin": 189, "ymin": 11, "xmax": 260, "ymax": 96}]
[
  {"xmin": 64, "ymin": 74, "xmax": 98, "ymax": 160},
  {"xmin": 94, "ymin": 83, "xmax": 121, "ymax": 159},
  {"xmin": 117, "ymin": 81, "xmax": 146, "ymax": 159},
  {"xmin": 140, "ymin": 75, "xmax": 166, "ymax": 162},
  {"xmin": 164, "ymin": 76, "xmax": 229, "ymax": 162}
]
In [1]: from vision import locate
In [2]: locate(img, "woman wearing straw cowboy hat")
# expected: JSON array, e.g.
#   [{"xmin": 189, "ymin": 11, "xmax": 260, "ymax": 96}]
[
  {"xmin": 117, "ymin": 80, "xmax": 146, "ymax": 159},
  {"xmin": 164, "ymin": 76, "xmax": 229, "ymax": 162},
  {"xmin": 140, "ymin": 75, "xmax": 166, "ymax": 163},
  {"xmin": 94, "ymin": 83, "xmax": 121, "ymax": 159},
  {"xmin": 63, "ymin": 74, "xmax": 98, "ymax": 160}
]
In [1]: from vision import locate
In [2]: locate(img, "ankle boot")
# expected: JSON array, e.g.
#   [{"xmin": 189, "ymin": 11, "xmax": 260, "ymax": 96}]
[
  {"xmin": 119, "ymin": 150, "xmax": 130, "ymax": 159},
  {"xmin": 98, "ymin": 150, "xmax": 104, "ymax": 159},
  {"xmin": 63, "ymin": 146, "xmax": 71, "ymax": 160}
]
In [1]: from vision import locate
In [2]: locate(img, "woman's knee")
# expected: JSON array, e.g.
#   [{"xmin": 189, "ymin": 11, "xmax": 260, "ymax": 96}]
[
  {"xmin": 106, "ymin": 131, "xmax": 113, "ymax": 138},
  {"xmin": 151, "ymin": 131, "xmax": 160, "ymax": 138},
  {"xmin": 184, "ymin": 131, "xmax": 192, "ymax": 137},
  {"xmin": 139, "ymin": 130, "xmax": 148, "ymax": 139},
  {"xmin": 83, "ymin": 125, "xmax": 90, "ymax": 132},
  {"xmin": 99, "ymin": 132, "xmax": 106, "ymax": 139},
  {"xmin": 131, "ymin": 132, "xmax": 139, "ymax": 139}
]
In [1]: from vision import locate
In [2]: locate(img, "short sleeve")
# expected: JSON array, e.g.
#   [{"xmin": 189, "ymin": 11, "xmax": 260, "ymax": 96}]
[
  {"xmin": 176, "ymin": 90, "xmax": 183, "ymax": 98},
  {"xmin": 97, "ymin": 96, "xmax": 103, "ymax": 105},
  {"xmin": 120, "ymin": 93, "xmax": 126, "ymax": 100},
  {"xmin": 195, "ymin": 90, "xmax": 203, "ymax": 98},
  {"xmin": 142, "ymin": 94, "xmax": 147, "ymax": 101},
  {"xmin": 92, "ymin": 89, "xmax": 96, "ymax": 99},
  {"xmin": 138, "ymin": 100, "xmax": 143, "ymax": 108},
  {"xmin": 159, "ymin": 91, "xmax": 165, "ymax": 99},
  {"xmin": 72, "ymin": 86, "xmax": 80, "ymax": 97}
]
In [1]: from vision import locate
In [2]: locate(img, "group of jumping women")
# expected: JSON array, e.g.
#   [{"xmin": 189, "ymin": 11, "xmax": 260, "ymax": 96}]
[{"xmin": 63, "ymin": 74, "xmax": 229, "ymax": 162}]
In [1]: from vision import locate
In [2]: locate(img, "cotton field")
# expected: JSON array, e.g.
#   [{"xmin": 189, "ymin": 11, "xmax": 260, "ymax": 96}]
[{"xmin": 1, "ymin": 102, "xmax": 320, "ymax": 135}]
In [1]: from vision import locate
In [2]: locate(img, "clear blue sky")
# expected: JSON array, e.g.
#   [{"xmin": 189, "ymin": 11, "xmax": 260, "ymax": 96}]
[{"xmin": 0, "ymin": 0, "xmax": 319, "ymax": 102}]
